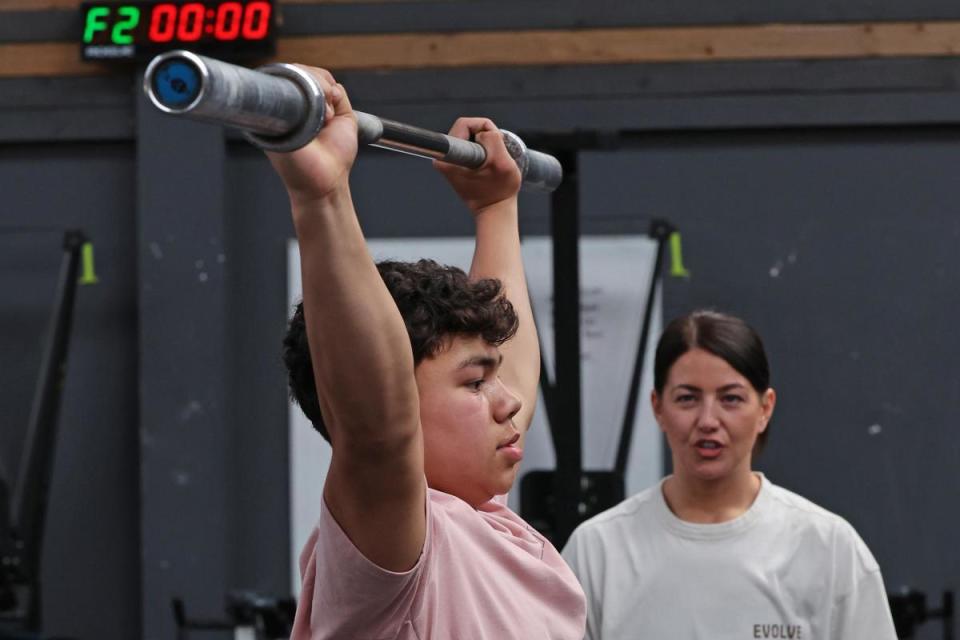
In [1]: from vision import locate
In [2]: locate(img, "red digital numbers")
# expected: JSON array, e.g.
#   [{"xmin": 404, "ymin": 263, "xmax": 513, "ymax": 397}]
[
  {"xmin": 178, "ymin": 3, "xmax": 205, "ymax": 41},
  {"xmin": 214, "ymin": 2, "xmax": 243, "ymax": 40},
  {"xmin": 148, "ymin": 3, "xmax": 177, "ymax": 43},
  {"xmin": 147, "ymin": 1, "xmax": 273, "ymax": 44},
  {"xmin": 242, "ymin": 2, "xmax": 271, "ymax": 40}
]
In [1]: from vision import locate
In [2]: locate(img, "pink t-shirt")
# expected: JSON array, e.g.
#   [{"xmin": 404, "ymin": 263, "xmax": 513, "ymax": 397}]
[{"xmin": 290, "ymin": 487, "xmax": 586, "ymax": 639}]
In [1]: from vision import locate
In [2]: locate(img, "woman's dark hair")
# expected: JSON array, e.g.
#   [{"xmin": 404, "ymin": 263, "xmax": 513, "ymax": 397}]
[
  {"xmin": 283, "ymin": 259, "xmax": 519, "ymax": 442},
  {"xmin": 654, "ymin": 310, "xmax": 772, "ymax": 452}
]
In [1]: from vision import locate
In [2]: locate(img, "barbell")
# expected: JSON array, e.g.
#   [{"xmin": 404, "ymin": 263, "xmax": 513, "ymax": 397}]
[{"xmin": 143, "ymin": 50, "xmax": 563, "ymax": 192}]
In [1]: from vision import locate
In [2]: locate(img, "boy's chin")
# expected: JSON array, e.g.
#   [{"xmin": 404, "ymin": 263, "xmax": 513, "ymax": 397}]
[{"xmin": 492, "ymin": 471, "xmax": 518, "ymax": 495}]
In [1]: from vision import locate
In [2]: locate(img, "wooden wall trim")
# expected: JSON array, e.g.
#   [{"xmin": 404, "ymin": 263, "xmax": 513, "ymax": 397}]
[
  {"xmin": 278, "ymin": 22, "xmax": 960, "ymax": 68},
  {"xmin": 0, "ymin": 43, "xmax": 109, "ymax": 77},
  {"xmin": 5, "ymin": 21, "xmax": 960, "ymax": 78}
]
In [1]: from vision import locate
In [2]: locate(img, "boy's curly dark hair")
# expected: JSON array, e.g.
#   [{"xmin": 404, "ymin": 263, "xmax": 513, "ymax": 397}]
[{"xmin": 283, "ymin": 259, "xmax": 519, "ymax": 442}]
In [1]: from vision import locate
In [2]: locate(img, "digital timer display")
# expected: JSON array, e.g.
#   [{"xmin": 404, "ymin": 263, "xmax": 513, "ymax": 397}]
[{"xmin": 81, "ymin": 1, "xmax": 275, "ymax": 61}]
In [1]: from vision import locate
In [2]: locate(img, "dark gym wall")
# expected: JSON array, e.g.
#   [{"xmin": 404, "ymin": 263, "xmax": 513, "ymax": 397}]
[
  {"xmin": 3, "ymin": 2, "xmax": 960, "ymax": 639},
  {"xmin": 0, "ymin": 143, "xmax": 140, "ymax": 640}
]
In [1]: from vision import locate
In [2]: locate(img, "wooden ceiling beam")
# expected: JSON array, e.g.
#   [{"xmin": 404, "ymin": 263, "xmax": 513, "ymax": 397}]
[{"xmin": 4, "ymin": 21, "xmax": 960, "ymax": 78}]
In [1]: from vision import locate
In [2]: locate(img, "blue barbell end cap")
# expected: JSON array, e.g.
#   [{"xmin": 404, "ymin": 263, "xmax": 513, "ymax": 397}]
[{"xmin": 152, "ymin": 59, "xmax": 202, "ymax": 109}]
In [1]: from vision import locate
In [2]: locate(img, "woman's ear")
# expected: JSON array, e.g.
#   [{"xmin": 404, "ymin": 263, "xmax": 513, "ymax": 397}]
[
  {"xmin": 651, "ymin": 390, "xmax": 665, "ymax": 431},
  {"xmin": 759, "ymin": 387, "xmax": 776, "ymax": 432}
]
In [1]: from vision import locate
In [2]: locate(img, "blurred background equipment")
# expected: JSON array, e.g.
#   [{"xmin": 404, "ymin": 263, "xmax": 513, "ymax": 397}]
[
  {"xmin": 889, "ymin": 589, "xmax": 954, "ymax": 640},
  {"xmin": 1, "ymin": 230, "xmax": 88, "ymax": 640},
  {"xmin": 173, "ymin": 591, "xmax": 295, "ymax": 640}
]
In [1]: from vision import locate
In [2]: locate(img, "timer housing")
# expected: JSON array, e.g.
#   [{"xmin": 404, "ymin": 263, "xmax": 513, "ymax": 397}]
[{"xmin": 81, "ymin": 1, "xmax": 276, "ymax": 61}]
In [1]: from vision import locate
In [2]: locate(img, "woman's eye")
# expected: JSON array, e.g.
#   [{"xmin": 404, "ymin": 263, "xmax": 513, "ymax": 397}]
[
  {"xmin": 468, "ymin": 380, "xmax": 484, "ymax": 391},
  {"xmin": 723, "ymin": 395, "xmax": 744, "ymax": 404},
  {"xmin": 675, "ymin": 394, "xmax": 695, "ymax": 404}
]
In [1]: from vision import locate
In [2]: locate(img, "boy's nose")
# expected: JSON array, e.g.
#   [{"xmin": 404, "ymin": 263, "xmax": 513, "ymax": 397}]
[{"xmin": 494, "ymin": 378, "xmax": 522, "ymax": 423}]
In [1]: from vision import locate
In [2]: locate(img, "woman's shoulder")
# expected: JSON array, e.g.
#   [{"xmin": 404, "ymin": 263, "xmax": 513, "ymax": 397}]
[
  {"xmin": 764, "ymin": 479, "xmax": 851, "ymax": 528},
  {"xmin": 568, "ymin": 484, "xmax": 662, "ymax": 540},
  {"xmin": 762, "ymin": 479, "xmax": 878, "ymax": 566}
]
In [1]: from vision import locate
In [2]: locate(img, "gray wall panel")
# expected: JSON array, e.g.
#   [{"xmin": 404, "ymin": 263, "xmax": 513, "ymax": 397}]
[
  {"xmin": 136, "ymin": 87, "xmax": 232, "ymax": 640},
  {"xmin": 0, "ymin": 76, "xmax": 134, "ymax": 143},
  {"xmin": 0, "ymin": 143, "xmax": 140, "ymax": 640},
  {"xmin": 222, "ymin": 146, "xmax": 293, "ymax": 594},
  {"xmin": 274, "ymin": 1, "xmax": 960, "ymax": 35}
]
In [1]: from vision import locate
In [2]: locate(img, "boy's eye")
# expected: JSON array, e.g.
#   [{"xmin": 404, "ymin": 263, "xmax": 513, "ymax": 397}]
[{"xmin": 468, "ymin": 380, "xmax": 484, "ymax": 391}]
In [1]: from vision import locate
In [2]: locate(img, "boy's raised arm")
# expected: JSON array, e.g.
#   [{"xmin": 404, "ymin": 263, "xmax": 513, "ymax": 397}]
[
  {"xmin": 434, "ymin": 119, "xmax": 539, "ymax": 433},
  {"xmin": 268, "ymin": 67, "xmax": 425, "ymax": 572}
]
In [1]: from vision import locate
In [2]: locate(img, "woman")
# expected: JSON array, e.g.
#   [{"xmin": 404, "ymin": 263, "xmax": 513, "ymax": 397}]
[{"xmin": 562, "ymin": 310, "xmax": 897, "ymax": 640}]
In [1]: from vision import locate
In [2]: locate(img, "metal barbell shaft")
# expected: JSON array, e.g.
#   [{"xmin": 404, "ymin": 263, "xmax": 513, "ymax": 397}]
[{"xmin": 143, "ymin": 50, "xmax": 562, "ymax": 192}]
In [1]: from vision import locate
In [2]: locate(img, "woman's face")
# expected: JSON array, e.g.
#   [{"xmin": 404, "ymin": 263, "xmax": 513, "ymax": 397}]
[{"xmin": 652, "ymin": 348, "xmax": 775, "ymax": 484}]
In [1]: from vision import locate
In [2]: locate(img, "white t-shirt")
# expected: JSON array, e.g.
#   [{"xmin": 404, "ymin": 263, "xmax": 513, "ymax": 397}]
[{"xmin": 562, "ymin": 475, "xmax": 897, "ymax": 640}]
